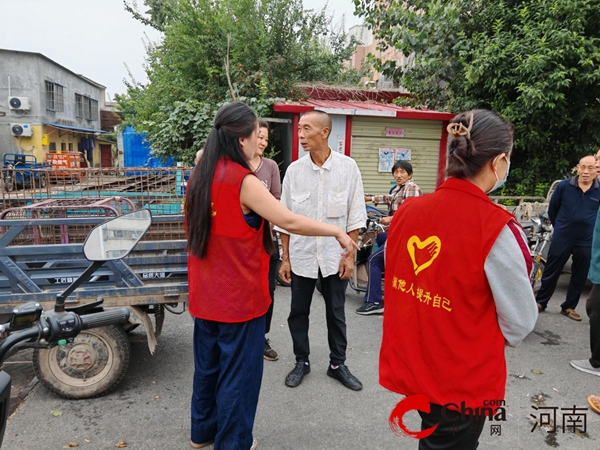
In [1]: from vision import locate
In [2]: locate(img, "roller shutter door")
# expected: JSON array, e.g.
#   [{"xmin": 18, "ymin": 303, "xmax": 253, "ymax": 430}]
[{"xmin": 351, "ymin": 117, "xmax": 443, "ymax": 195}]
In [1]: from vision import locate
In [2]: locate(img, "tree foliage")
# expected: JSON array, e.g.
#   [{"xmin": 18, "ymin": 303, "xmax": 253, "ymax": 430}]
[
  {"xmin": 118, "ymin": 0, "xmax": 364, "ymax": 164},
  {"xmin": 355, "ymin": 0, "xmax": 600, "ymax": 193}
]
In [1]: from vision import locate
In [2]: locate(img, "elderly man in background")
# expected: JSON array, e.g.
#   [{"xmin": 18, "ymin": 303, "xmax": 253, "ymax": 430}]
[{"xmin": 536, "ymin": 155, "xmax": 600, "ymax": 320}]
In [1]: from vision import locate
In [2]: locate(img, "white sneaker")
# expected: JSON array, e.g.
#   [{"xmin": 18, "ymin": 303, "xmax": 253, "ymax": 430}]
[
  {"xmin": 571, "ymin": 360, "xmax": 600, "ymax": 376},
  {"xmin": 250, "ymin": 438, "xmax": 258, "ymax": 450}
]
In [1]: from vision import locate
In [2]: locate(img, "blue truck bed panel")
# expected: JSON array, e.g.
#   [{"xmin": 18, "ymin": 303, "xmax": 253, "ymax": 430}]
[{"xmin": 0, "ymin": 215, "xmax": 189, "ymax": 314}]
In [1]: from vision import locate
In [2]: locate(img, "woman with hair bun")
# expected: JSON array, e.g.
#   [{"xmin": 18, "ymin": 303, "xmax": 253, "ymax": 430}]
[
  {"xmin": 185, "ymin": 101, "xmax": 357, "ymax": 450},
  {"xmin": 379, "ymin": 110, "xmax": 538, "ymax": 449}
]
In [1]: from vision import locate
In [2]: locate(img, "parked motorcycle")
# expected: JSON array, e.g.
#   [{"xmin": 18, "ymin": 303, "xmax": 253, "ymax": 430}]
[
  {"xmin": 0, "ymin": 209, "xmax": 152, "ymax": 447},
  {"xmin": 528, "ymin": 212, "xmax": 553, "ymax": 294},
  {"xmin": 348, "ymin": 207, "xmax": 387, "ymax": 293},
  {"xmin": 1, "ymin": 165, "xmax": 15, "ymax": 193},
  {"xmin": 315, "ymin": 206, "xmax": 387, "ymax": 294}
]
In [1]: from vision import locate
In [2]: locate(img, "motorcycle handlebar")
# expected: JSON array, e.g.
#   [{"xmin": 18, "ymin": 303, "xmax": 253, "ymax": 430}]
[
  {"xmin": 80, "ymin": 308, "xmax": 130, "ymax": 330},
  {"xmin": 0, "ymin": 327, "xmax": 39, "ymax": 363}
]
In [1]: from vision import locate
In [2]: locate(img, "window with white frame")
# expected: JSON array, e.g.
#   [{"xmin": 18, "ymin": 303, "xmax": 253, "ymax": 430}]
[
  {"xmin": 90, "ymin": 99, "xmax": 99, "ymax": 121},
  {"xmin": 56, "ymin": 85, "xmax": 64, "ymax": 112},
  {"xmin": 46, "ymin": 81, "xmax": 55, "ymax": 110},
  {"xmin": 46, "ymin": 81, "xmax": 65, "ymax": 112},
  {"xmin": 83, "ymin": 97, "xmax": 90, "ymax": 118},
  {"xmin": 75, "ymin": 93, "xmax": 99, "ymax": 121},
  {"xmin": 76, "ymin": 93, "xmax": 84, "ymax": 117}
]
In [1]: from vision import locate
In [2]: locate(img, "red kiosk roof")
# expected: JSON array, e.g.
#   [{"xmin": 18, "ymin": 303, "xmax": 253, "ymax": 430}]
[{"xmin": 273, "ymin": 100, "xmax": 455, "ymax": 121}]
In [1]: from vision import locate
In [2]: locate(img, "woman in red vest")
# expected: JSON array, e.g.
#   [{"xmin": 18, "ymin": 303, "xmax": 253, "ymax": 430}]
[
  {"xmin": 185, "ymin": 102, "xmax": 357, "ymax": 450},
  {"xmin": 380, "ymin": 110, "xmax": 538, "ymax": 450}
]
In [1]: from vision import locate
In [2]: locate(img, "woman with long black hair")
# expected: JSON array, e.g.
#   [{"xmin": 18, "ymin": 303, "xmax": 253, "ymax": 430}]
[{"xmin": 185, "ymin": 101, "xmax": 357, "ymax": 450}]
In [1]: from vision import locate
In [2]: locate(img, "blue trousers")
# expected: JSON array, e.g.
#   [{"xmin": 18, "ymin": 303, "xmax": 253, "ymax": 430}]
[
  {"xmin": 191, "ymin": 315, "xmax": 265, "ymax": 450},
  {"xmin": 363, "ymin": 234, "xmax": 387, "ymax": 304}
]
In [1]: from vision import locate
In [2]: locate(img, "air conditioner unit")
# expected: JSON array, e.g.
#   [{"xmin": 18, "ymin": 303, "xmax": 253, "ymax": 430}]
[
  {"xmin": 11, "ymin": 123, "xmax": 33, "ymax": 137},
  {"xmin": 8, "ymin": 97, "xmax": 31, "ymax": 110}
]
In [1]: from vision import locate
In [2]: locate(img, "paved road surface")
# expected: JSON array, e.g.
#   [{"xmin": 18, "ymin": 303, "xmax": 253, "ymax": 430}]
[{"xmin": 3, "ymin": 273, "xmax": 599, "ymax": 449}]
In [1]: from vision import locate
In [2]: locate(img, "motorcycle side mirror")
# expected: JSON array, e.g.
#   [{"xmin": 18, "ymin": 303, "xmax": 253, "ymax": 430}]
[
  {"xmin": 54, "ymin": 210, "xmax": 152, "ymax": 313},
  {"xmin": 83, "ymin": 209, "xmax": 152, "ymax": 261}
]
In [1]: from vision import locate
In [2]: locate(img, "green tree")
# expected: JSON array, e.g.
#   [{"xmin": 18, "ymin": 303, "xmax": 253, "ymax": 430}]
[
  {"xmin": 118, "ymin": 0, "xmax": 364, "ymax": 164},
  {"xmin": 355, "ymin": 0, "xmax": 600, "ymax": 193}
]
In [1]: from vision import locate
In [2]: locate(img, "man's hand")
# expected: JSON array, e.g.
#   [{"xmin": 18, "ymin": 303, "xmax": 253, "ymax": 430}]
[
  {"xmin": 279, "ymin": 233, "xmax": 292, "ymax": 284},
  {"xmin": 380, "ymin": 216, "xmax": 393, "ymax": 226},
  {"xmin": 338, "ymin": 252, "xmax": 354, "ymax": 280},
  {"xmin": 279, "ymin": 258, "xmax": 292, "ymax": 284},
  {"xmin": 338, "ymin": 229, "xmax": 359, "ymax": 280}
]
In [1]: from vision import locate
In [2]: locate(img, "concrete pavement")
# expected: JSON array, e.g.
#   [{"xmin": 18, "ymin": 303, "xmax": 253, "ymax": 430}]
[{"xmin": 2, "ymin": 273, "xmax": 599, "ymax": 449}]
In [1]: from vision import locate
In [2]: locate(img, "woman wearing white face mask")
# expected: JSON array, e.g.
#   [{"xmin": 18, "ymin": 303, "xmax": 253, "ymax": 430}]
[{"xmin": 379, "ymin": 110, "xmax": 538, "ymax": 450}]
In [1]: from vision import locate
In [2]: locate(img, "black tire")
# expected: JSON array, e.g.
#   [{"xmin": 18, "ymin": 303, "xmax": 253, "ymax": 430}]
[
  {"xmin": 33, "ymin": 325, "xmax": 130, "ymax": 399},
  {"xmin": 275, "ymin": 259, "xmax": 292, "ymax": 287},
  {"xmin": 3, "ymin": 176, "xmax": 14, "ymax": 192},
  {"xmin": 37, "ymin": 174, "xmax": 47, "ymax": 188}
]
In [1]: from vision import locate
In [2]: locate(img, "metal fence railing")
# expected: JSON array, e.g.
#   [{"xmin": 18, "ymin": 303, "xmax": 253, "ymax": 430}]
[
  {"xmin": 1, "ymin": 166, "xmax": 192, "ymax": 214},
  {"xmin": 0, "ymin": 167, "xmax": 190, "ymax": 245}
]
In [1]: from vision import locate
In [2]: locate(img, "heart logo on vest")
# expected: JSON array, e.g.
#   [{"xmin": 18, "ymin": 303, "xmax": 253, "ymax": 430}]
[{"xmin": 407, "ymin": 236, "xmax": 441, "ymax": 276}]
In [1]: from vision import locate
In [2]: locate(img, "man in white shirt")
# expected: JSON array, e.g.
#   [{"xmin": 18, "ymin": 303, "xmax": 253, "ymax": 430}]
[{"xmin": 276, "ymin": 110, "xmax": 367, "ymax": 391}]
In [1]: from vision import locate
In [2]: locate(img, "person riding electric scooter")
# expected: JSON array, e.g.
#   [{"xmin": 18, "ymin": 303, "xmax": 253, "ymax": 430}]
[{"xmin": 357, "ymin": 161, "xmax": 422, "ymax": 315}]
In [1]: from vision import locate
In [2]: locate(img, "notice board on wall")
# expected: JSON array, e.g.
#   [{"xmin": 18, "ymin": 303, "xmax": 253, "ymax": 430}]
[{"xmin": 378, "ymin": 148, "xmax": 412, "ymax": 172}]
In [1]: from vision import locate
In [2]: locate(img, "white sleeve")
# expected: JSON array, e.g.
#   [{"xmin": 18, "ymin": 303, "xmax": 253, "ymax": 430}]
[
  {"xmin": 346, "ymin": 163, "xmax": 368, "ymax": 232},
  {"xmin": 484, "ymin": 224, "xmax": 538, "ymax": 347}
]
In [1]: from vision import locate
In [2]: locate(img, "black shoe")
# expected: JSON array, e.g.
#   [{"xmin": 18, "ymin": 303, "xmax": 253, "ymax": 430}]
[
  {"xmin": 327, "ymin": 364, "xmax": 363, "ymax": 391},
  {"xmin": 355, "ymin": 302, "xmax": 383, "ymax": 315},
  {"xmin": 264, "ymin": 338, "xmax": 279, "ymax": 361},
  {"xmin": 285, "ymin": 361, "xmax": 310, "ymax": 387}
]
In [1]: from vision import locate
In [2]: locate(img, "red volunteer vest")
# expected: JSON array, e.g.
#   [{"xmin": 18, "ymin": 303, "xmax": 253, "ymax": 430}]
[
  {"xmin": 380, "ymin": 178, "xmax": 515, "ymax": 409},
  {"xmin": 187, "ymin": 158, "xmax": 271, "ymax": 323}
]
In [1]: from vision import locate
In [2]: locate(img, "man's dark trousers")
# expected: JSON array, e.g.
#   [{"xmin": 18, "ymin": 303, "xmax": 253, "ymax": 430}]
[
  {"xmin": 288, "ymin": 270, "xmax": 348, "ymax": 365},
  {"xmin": 536, "ymin": 241, "xmax": 591, "ymax": 311},
  {"xmin": 586, "ymin": 285, "xmax": 600, "ymax": 367}
]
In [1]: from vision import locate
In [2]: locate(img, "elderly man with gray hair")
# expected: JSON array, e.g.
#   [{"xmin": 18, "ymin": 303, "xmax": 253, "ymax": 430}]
[{"xmin": 536, "ymin": 155, "xmax": 599, "ymax": 320}]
